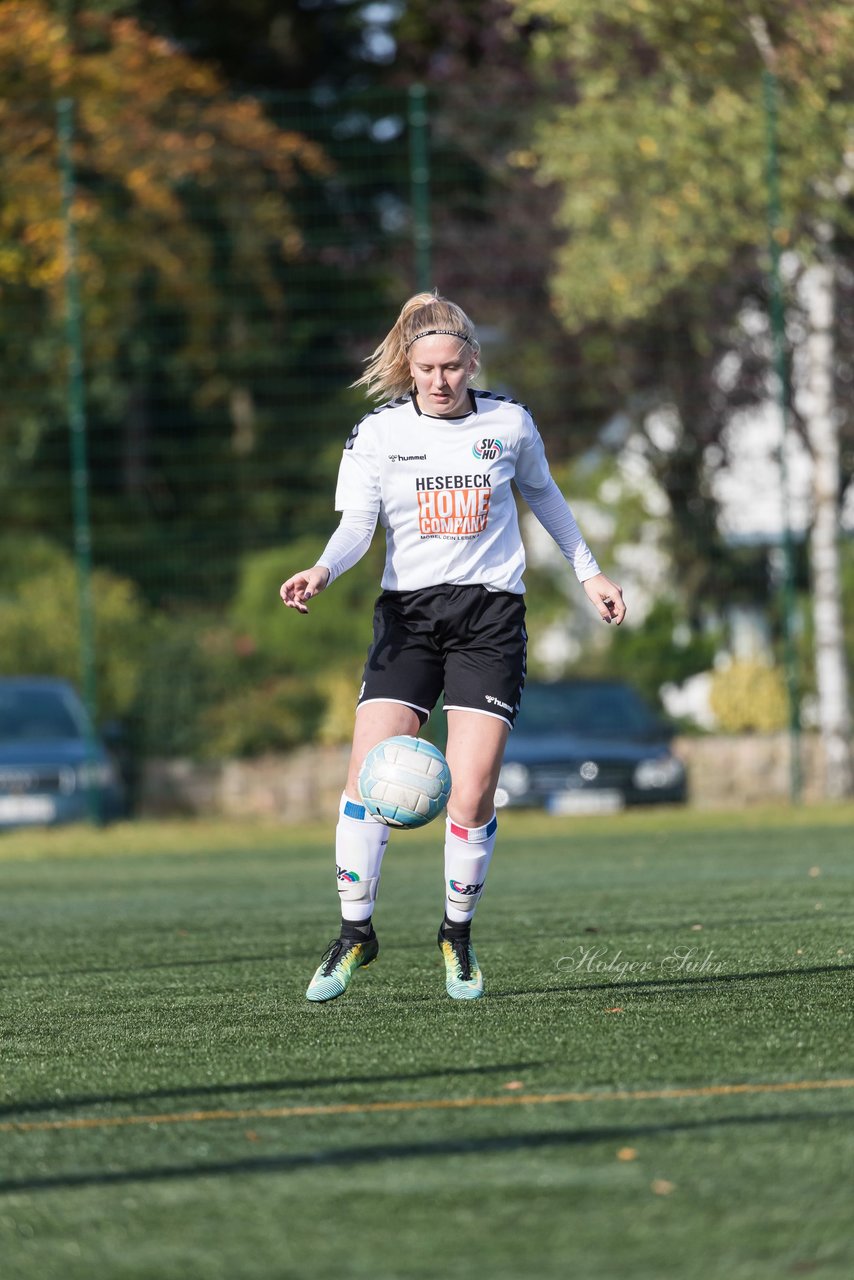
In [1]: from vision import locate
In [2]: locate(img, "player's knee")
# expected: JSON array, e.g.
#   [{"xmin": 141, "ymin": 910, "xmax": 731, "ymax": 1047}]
[{"xmin": 447, "ymin": 782, "xmax": 495, "ymax": 828}]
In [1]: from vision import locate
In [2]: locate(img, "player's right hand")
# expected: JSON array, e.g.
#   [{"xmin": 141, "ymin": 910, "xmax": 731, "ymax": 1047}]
[{"xmin": 279, "ymin": 565, "xmax": 330, "ymax": 615}]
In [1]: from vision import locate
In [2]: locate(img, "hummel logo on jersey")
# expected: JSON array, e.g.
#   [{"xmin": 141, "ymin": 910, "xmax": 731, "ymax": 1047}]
[
  {"xmin": 388, "ymin": 453, "xmax": 427, "ymax": 462},
  {"xmin": 485, "ymin": 694, "xmax": 513, "ymax": 712}
]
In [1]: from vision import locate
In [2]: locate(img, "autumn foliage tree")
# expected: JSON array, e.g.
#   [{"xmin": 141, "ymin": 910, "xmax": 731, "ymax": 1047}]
[{"xmin": 0, "ymin": 2, "xmax": 329, "ymax": 596}]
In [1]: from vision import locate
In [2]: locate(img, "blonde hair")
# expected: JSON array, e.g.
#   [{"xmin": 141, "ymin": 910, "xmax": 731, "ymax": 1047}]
[{"xmin": 352, "ymin": 291, "xmax": 481, "ymax": 401}]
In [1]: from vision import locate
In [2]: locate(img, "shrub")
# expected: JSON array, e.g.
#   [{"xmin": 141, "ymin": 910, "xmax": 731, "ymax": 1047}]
[
  {"xmin": 0, "ymin": 537, "xmax": 358, "ymax": 759},
  {"xmin": 231, "ymin": 537, "xmax": 383, "ymax": 674},
  {"xmin": 133, "ymin": 614, "xmax": 236, "ymax": 757},
  {"xmin": 314, "ymin": 666, "xmax": 363, "ymax": 746},
  {"xmin": 0, "ymin": 535, "xmax": 66, "ymax": 594},
  {"xmin": 709, "ymin": 660, "xmax": 788, "ymax": 733},
  {"xmin": 199, "ymin": 676, "xmax": 325, "ymax": 758},
  {"xmin": 569, "ymin": 600, "xmax": 719, "ymax": 707},
  {"xmin": 0, "ymin": 555, "xmax": 148, "ymax": 720}
]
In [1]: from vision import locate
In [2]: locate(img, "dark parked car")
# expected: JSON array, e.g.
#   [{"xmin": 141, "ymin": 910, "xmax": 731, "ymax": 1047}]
[
  {"xmin": 0, "ymin": 677, "xmax": 126, "ymax": 828},
  {"xmin": 495, "ymin": 679, "xmax": 687, "ymax": 813}
]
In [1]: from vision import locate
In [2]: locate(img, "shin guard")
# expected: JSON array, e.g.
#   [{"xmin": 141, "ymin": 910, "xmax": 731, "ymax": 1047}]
[
  {"xmin": 443, "ymin": 814, "xmax": 497, "ymax": 923},
  {"xmin": 335, "ymin": 794, "xmax": 389, "ymax": 922}
]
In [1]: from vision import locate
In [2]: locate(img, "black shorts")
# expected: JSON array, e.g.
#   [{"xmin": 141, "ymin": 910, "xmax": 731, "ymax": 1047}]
[{"xmin": 357, "ymin": 584, "xmax": 527, "ymax": 729}]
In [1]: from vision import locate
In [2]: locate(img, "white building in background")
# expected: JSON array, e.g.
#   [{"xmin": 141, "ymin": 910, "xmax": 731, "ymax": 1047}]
[{"xmin": 710, "ymin": 400, "xmax": 814, "ymax": 544}]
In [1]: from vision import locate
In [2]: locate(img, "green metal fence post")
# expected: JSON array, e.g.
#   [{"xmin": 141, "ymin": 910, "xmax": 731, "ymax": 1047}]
[
  {"xmin": 762, "ymin": 67, "xmax": 802, "ymax": 804},
  {"xmin": 408, "ymin": 84, "xmax": 432, "ymax": 292},
  {"xmin": 58, "ymin": 96, "xmax": 101, "ymax": 823}
]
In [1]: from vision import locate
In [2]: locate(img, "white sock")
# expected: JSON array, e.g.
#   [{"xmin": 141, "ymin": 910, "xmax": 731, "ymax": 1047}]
[
  {"xmin": 336, "ymin": 793, "xmax": 389, "ymax": 924},
  {"xmin": 443, "ymin": 814, "xmax": 498, "ymax": 924}
]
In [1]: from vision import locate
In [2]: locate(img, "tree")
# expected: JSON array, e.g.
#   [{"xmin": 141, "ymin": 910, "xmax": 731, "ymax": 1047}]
[
  {"xmin": 0, "ymin": 2, "xmax": 331, "ymax": 598},
  {"xmin": 130, "ymin": 0, "xmax": 389, "ymax": 95},
  {"xmin": 389, "ymin": 0, "xmax": 624, "ymax": 452},
  {"xmin": 508, "ymin": 0, "xmax": 854, "ymax": 794},
  {"xmin": 386, "ymin": 1, "xmax": 785, "ymax": 623}
]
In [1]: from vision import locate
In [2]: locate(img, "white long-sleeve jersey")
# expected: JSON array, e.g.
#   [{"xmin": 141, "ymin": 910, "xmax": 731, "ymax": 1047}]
[{"xmin": 320, "ymin": 389, "xmax": 599, "ymax": 594}]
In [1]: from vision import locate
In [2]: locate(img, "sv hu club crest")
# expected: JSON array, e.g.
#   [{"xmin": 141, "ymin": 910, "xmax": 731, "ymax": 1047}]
[{"xmin": 472, "ymin": 437, "xmax": 504, "ymax": 461}]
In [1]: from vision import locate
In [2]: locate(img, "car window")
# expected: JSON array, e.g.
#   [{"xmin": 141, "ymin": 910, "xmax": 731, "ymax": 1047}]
[
  {"xmin": 0, "ymin": 689, "xmax": 85, "ymax": 742},
  {"xmin": 518, "ymin": 683, "xmax": 663, "ymax": 737}
]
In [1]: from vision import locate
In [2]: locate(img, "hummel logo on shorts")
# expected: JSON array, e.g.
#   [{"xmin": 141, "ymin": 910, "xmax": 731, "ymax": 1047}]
[{"xmin": 485, "ymin": 694, "xmax": 513, "ymax": 712}]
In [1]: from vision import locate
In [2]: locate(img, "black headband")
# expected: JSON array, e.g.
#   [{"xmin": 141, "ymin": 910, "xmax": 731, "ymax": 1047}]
[{"xmin": 405, "ymin": 328, "xmax": 471, "ymax": 351}]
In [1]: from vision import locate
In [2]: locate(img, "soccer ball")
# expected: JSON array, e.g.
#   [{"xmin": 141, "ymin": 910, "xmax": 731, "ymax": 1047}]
[{"xmin": 358, "ymin": 735, "xmax": 452, "ymax": 829}]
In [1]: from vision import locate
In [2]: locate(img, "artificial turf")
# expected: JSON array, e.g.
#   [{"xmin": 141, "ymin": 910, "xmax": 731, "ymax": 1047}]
[{"xmin": 1, "ymin": 806, "xmax": 853, "ymax": 1280}]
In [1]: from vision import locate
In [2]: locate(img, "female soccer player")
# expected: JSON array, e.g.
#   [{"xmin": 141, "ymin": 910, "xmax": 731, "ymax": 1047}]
[{"xmin": 281, "ymin": 292, "xmax": 625, "ymax": 1002}]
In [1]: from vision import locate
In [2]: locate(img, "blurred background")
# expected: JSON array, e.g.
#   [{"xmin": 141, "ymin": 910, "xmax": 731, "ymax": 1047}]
[{"xmin": 0, "ymin": 0, "xmax": 852, "ymax": 818}]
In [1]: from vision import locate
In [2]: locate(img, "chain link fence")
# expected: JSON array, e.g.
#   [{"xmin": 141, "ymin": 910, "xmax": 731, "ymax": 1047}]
[
  {"xmin": 2, "ymin": 80, "xmax": 849, "ymax": 807},
  {"xmin": 0, "ymin": 86, "xmax": 502, "ymax": 795}
]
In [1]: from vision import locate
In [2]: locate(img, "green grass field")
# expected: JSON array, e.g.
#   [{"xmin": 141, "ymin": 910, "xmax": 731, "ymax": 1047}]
[{"xmin": 1, "ymin": 806, "xmax": 853, "ymax": 1280}]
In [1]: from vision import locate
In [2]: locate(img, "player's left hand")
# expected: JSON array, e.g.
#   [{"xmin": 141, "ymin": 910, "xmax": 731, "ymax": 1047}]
[{"xmin": 582, "ymin": 574, "xmax": 626, "ymax": 625}]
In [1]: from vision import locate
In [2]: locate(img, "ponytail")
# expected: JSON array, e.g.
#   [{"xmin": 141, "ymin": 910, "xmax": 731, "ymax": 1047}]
[{"xmin": 352, "ymin": 291, "xmax": 480, "ymax": 401}]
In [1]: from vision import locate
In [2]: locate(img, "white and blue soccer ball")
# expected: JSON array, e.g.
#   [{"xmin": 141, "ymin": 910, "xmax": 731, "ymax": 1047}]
[{"xmin": 358, "ymin": 735, "xmax": 452, "ymax": 829}]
